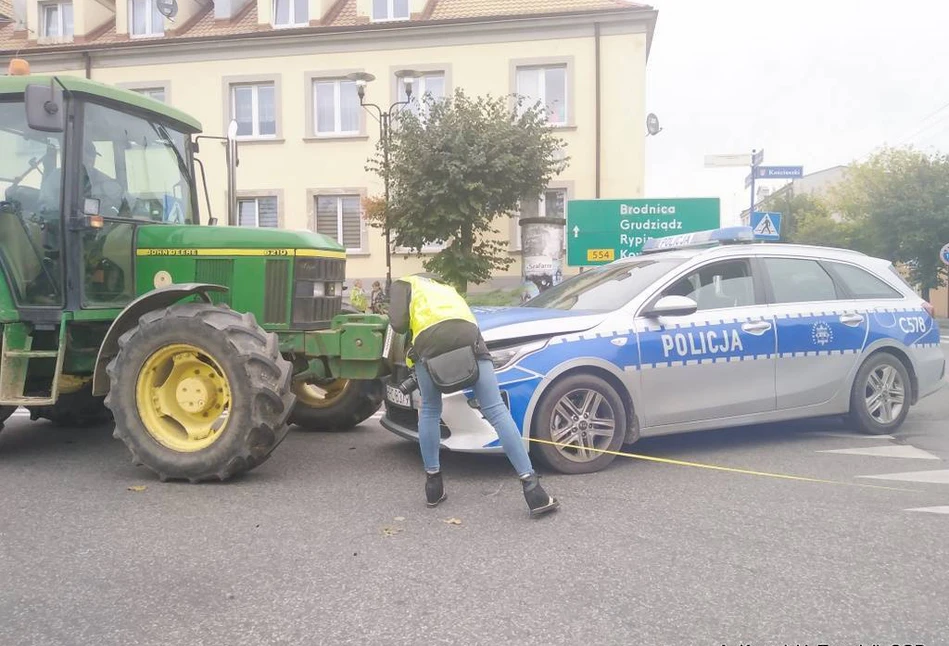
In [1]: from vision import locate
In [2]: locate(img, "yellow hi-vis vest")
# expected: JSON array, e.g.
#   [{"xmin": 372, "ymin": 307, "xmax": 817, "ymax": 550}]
[{"xmin": 400, "ymin": 275, "xmax": 476, "ymax": 367}]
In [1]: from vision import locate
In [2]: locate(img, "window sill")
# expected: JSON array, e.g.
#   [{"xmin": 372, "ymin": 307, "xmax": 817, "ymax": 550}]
[
  {"xmin": 304, "ymin": 134, "xmax": 369, "ymax": 142},
  {"xmin": 231, "ymin": 137, "xmax": 285, "ymax": 145},
  {"xmin": 396, "ymin": 248, "xmax": 446, "ymax": 255},
  {"xmin": 345, "ymin": 250, "xmax": 371, "ymax": 257},
  {"xmin": 549, "ymin": 123, "xmax": 577, "ymax": 131}
]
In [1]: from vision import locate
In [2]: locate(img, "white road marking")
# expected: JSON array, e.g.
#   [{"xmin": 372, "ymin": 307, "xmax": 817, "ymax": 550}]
[
  {"xmin": 905, "ymin": 506, "xmax": 949, "ymax": 515},
  {"xmin": 858, "ymin": 469, "xmax": 949, "ymax": 484},
  {"xmin": 818, "ymin": 445, "xmax": 941, "ymax": 460},
  {"xmin": 808, "ymin": 432, "xmax": 895, "ymax": 440}
]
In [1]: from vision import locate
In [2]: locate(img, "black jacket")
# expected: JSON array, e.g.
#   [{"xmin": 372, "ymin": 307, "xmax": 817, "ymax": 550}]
[{"xmin": 388, "ymin": 279, "xmax": 491, "ymax": 363}]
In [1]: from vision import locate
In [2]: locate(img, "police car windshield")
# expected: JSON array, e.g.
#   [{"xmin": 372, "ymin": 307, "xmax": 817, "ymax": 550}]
[{"xmin": 523, "ymin": 258, "xmax": 687, "ymax": 311}]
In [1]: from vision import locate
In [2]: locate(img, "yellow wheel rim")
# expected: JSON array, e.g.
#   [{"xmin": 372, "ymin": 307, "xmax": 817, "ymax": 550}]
[
  {"xmin": 135, "ymin": 343, "xmax": 232, "ymax": 453},
  {"xmin": 292, "ymin": 379, "xmax": 351, "ymax": 409}
]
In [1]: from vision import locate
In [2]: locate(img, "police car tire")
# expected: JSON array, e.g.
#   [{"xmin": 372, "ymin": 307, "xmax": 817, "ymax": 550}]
[
  {"xmin": 848, "ymin": 353, "xmax": 911, "ymax": 435},
  {"xmin": 531, "ymin": 373, "xmax": 627, "ymax": 475}
]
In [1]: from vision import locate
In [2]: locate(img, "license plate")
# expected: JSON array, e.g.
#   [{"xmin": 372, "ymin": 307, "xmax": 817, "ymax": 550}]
[{"xmin": 386, "ymin": 384, "xmax": 412, "ymax": 408}]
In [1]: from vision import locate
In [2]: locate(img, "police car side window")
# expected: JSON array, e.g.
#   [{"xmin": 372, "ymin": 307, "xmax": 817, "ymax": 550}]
[
  {"xmin": 825, "ymin": 261, "xmax": 903, "ymax": 299},
  {"xmin": 763, "ymin": 258, "xmax": 839, "ymax": 303},
  {"xmin": 663, "ymin": 259, "xmax": 755, "ymax": 311}
]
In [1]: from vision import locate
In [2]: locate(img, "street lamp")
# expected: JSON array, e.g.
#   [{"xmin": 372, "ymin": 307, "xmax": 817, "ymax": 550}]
[{"xmin": 345, "ymin": 69, "xmax": 420, "ymax": 293}]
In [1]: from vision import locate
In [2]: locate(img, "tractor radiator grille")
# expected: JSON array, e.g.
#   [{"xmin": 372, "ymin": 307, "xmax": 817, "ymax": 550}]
[
  {"xmin": 194, "ymin": 259, "xmax": 233, "ymax": 305},
  {"xmin": 292, "ymin": 257, "xmax": 346, "ymax": 328},
  {"xmin": 264, "ymin": 259, "xmax": 290, "ymax": 324}
]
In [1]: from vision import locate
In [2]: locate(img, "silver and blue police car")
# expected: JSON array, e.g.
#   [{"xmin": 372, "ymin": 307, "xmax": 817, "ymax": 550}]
[{"xmin": 380, "ymin": 227, "xmax": 946, "ymax": 474}]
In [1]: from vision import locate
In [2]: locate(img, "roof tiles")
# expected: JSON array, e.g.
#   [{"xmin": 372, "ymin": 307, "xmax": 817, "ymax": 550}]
[{"xmin": 1, "ymin": 0, "xmax": 652, "ymax": 53}]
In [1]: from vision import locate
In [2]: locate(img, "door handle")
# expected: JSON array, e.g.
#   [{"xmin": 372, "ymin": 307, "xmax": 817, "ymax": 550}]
[
  {"xmin": 741, "ymin": 320, "xmax": 772, "ymax": 335},
  {"xmin": 839, "ymin": 313, "xmax": 865, "ymax": 327}
]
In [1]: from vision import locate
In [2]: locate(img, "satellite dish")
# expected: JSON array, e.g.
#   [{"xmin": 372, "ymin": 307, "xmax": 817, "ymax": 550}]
[
  {"xmin": 156, "ymin": 0, "xmax": 178, "ymax": 19},
  {"xmin": 646, "ymin": 113, "xmax": 662, "ymax": 136}
]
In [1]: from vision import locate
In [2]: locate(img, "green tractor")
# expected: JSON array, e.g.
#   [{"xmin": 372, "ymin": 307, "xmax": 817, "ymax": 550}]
[{"xmin": 0, "ymin": 62, "xmax": 389, "ymax": 482}]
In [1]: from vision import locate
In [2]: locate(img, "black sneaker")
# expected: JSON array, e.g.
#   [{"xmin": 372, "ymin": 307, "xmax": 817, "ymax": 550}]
[
  {"xmin": 520, "ymin": 473, "xmax": 560, "ymax": 518},
  {"xmin": 425, "ymin": 471, "xmax": 446, "ymax": 507}
]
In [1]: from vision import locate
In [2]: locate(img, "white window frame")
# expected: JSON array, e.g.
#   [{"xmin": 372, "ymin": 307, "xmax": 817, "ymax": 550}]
[
  {"xmin": 128, "ymin": 0, "xmax": 164, "ymax": 37},
  {"xmin": 134, "ymin": 87, "xmax": 166, "ymax": 103},
  {"xmin": 238, "ymin": 196, "xmax": 279, "ymax": 228},
  {"xmin": 371, "ymin": 0, "xmax": 409, "ymax": 22},
  {"xmin": 397, "ymin": 71, "xmax": 445, "ymax": 121},
  {"xmin": 272, "ymin": 0, "xmax": 307, "ymax": 27},
  {"xmin": 514, "ymin": 188, "xmax": 569, "ymax": 251},
  {"xmin": 313, "ymin": 79, "xmax": 360, "ymax": 136},
  {"xmin": 515, "ymin": 65, "xmax": 568, "ymax": 127},
  {"xmin": 314, "ymin": 194, "xmax": 364, "ymax": 252},
  {"xmin": 230, "ymin": 83, "xmax": 277, "ymax": 140},
  {"xmin": 40, "ymin": 1, "xmax": 73, "ymax": 38}
]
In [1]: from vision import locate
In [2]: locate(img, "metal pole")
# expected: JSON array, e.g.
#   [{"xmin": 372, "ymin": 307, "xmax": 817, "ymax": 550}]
[
  {"xmin": 382, "ymin": 113, "xmax": 392, "ymax": 292},
  {"xmin": 749, "ymin": 149, "xmax": 757, "ymax": 223}
]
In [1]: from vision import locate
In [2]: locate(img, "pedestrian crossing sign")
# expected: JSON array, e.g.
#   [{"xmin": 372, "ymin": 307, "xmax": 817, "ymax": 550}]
[{"xmin": 751, "ymin": 211, "xmax": 781, "ymax": 240}]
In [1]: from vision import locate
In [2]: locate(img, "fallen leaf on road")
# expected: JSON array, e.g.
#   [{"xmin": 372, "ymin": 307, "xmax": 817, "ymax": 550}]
[
  {"xmin": 381, "ymin": 525, "xmax": 403, "ymax": 537},
  {"xmin": 127, "ymin": 485, "xmax": 147, "ymax": 492},
  {"xmin": 442, "ymin": 517, "xmax": 462, "ymax": 526}
]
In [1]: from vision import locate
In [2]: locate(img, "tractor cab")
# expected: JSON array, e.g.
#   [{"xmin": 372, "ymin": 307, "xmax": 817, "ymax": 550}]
[{"xmin": 1, "ymin": 59, "xmax": 207, "ymax": 317}]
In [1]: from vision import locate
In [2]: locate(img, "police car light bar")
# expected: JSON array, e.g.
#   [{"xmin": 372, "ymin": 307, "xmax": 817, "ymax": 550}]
[{"xmin": 640, "ymin": 226, "xmax": 755, "ymax": 254}]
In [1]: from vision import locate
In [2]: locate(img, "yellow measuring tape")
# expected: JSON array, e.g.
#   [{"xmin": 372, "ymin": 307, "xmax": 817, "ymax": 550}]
[{"xmin": 527, "ymin": 438, "xmax": 921, "ymax": 493}]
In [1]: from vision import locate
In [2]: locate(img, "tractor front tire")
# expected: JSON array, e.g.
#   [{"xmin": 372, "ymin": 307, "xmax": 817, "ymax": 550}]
[
  {"xmin": 105, "ymin": 302, "xmax": 296, "ymax": 483},
  {"xmin": 289, "ymin": 378, "xmax": 383, "ymax": 432}
]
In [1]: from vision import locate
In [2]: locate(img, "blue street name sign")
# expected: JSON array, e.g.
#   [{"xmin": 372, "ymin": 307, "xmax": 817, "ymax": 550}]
[
  {"xmin": 751, "ymin": 211, "xmax": 782, "ymax": 240},
  {"xmin": 755, "ymin": 166, "xmax": 804, "ymax": 179}
]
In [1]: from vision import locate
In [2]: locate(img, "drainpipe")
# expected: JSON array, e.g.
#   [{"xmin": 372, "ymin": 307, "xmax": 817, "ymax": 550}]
[
  {"xmin": 83, "ymin": 52, "xmax": 91, "ymax": 79},
  {"xmin": 594, "ymin": 21, "xmax": 601, "ymax": 199}
]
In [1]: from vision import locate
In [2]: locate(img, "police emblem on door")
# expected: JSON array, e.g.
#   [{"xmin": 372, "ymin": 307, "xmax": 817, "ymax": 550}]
[{"xmin": 811, "ymin": 321, "xmax": 833, "ymax": 347}]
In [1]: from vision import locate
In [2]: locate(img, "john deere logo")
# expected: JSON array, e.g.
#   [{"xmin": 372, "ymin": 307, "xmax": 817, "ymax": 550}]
[{"xmin": 811, "ymin": 322, "xmax": 833, "ymax": 347}]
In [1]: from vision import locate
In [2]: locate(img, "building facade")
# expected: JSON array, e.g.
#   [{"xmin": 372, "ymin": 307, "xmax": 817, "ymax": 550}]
[{"xmin": 1, "ymin": 0, "xmax": 657, "ymax": 288}]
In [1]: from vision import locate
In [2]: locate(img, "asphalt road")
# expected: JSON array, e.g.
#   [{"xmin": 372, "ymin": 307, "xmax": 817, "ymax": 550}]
[{"xmin": 1, "ymin": 345, "xmax": 947, "ymax": 646}]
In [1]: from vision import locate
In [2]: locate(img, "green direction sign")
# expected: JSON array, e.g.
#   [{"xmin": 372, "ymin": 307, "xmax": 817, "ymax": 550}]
[{"xmin": 566, "ymin": 198, "xmax": 721, "ymax": 266}]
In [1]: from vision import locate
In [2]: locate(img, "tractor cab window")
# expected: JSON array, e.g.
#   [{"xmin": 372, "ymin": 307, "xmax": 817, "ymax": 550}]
[
  {"xmin": 0, "ymin": 100, "xmax": 65, "ymax": 307},
  {"xmin": 80, "ymin": 102, "xmax": 195, "ymax": 307}
]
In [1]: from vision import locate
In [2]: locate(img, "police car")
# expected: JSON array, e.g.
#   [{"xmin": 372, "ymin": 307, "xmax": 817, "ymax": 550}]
[{"xmin": 380, "ymin": 227, "xmax": 946, "ymax": 474}]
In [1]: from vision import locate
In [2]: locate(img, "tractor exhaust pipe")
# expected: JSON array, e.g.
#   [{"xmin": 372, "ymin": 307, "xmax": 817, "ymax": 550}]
[{"xmin": 225, "ymin": 119, "xmax": 239, "ymax": 227}]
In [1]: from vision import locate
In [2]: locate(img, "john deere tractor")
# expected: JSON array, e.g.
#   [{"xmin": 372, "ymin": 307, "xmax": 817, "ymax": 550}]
[{"xmin": 0, "ymin": 61, "xmax": 389, "ymax": 482}]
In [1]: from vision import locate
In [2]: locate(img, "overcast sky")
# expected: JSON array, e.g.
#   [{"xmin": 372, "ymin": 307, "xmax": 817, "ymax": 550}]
[{"xmin": 643, "ymin": 0, "xmax": 949, "ymax": 225}]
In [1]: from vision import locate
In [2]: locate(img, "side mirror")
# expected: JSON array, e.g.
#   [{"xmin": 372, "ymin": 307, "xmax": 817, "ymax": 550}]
[
  {"xmin": 25, "ymin": 83, "xmax": 64, "ymax": 133},
  {"xmin": 643, "ymin": 295, "xmax": 698, "ymax": 318}
]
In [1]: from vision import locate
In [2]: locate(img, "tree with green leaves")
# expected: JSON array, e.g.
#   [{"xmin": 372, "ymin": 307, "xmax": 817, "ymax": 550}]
[
  {"xmin": 828, "ymin": 146, "xmax": 949, "ymax": 300},
  {"xmin": 363, "ymin": 89, "xmax": 569, "ymax": 293}
]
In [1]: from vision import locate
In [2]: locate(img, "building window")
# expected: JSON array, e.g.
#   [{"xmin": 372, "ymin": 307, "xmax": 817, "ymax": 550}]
[
  {"xmin": 231, "ymin": 83, "xmax": 276, "ymax": 139},
  {"xmin": 398, "ymin": 71, "xmax": 445, "ymax": 119},
  {"xmin": 313, "ymin": 79, "xmax": 360, "ymax": 136},
  {"xmin": 315, "ymin": 195, "xmax": 362, "ymax": 251},
  {"xmin": 40, "ymin": 2, "xmax": 73, "ymax": 38},
  {"xmin": 515, "ymin": 188, "xmax": 567, "ymax": 249},
  {"xmin": 372, "ymin": 0, "xmax": 409, "ymax": 21},
  {"xmin": 238, "ymin": 196, "xmax": 279, "ymax": 228},
  {"xmin": 516, "ymin": 65, "xmax": 567, "ymax": 126},
  {"xmin": 273, "ymin": 0, "xmax": 307, "ymax": 26},
  {"xmin": 133, "ymin": 87, "xmax": 166, "ymax": 103},
  {"xmin": 129, "ymin": 0, "xmax": 164, "ymax": 36}
]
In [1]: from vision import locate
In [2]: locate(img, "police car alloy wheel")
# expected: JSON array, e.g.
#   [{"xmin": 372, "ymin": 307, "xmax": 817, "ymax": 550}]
[
  {"xmin": 531, "ymin": 374, "xmax": 627, "ymax": 475},
  {"xmin": 849, "ymin": 353, "xmax": 912, "ymax": 435}
]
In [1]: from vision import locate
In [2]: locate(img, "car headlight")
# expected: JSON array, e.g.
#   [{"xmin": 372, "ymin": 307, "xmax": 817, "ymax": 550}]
[{"xmin": 489, "ymin": 339, "xmax": 548, "ymax": 370}]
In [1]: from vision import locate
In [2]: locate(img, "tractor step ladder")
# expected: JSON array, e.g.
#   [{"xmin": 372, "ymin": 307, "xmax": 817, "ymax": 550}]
[{"xmin": 0, "ymin": 320, "xmax": 67, "ymax": 406}]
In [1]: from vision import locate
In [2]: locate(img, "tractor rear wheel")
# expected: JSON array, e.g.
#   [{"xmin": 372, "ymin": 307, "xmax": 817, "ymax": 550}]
[
  {"xmin": 105, "ymin": 302, "xmax": 296, "ymax": 483},
  {"xmin": 0, "ymin": 406, "xmax": 15, "ymax": 429},
  {"xmin": 289, "ymin": 378, "xmax": 383, "ymax": 431}
]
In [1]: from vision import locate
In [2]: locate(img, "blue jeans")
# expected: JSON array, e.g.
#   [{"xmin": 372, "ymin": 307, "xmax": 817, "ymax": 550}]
[{"xmin": 415, "ymin": 358, "xmax": 534, "ymax": 478}]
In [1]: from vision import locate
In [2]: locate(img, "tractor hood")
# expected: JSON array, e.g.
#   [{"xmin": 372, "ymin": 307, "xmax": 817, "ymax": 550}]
[
  {"xmin": 470, "ymin": 306, "xmax": 607, "ymax": 343},
  {"xmin": 136, "ymin": 225, "xmax": 345, "ymax": 255}
]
